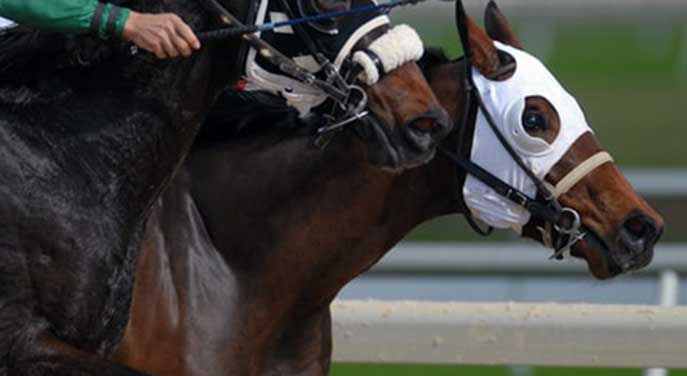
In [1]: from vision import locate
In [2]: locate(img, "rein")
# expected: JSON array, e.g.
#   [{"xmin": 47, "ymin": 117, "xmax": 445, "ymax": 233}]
[
  {"xmin": 196, "ymin": 0, "xmax": 422, "ymax": 41},
  {"xmin": 441, "ymin": 0, "xmax": 613, "ymax": 260}
]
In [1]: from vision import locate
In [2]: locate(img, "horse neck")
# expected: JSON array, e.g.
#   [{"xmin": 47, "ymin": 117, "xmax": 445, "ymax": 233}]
[
  {"xmin": 220, "ymin": 59, "xmax": 474, "ymax": 312},
  {"xmin": 186, "ymin": 106, "xmax": 470, "ymax": 315},
  {"xmin": 280, "ymin": 90, "xmax": 473, "ymax": 311}
]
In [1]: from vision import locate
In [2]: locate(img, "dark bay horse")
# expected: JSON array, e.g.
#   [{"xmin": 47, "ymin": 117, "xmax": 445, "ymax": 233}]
[
  {"xmin": 114, "ymin": 2, "xmax": 663, "ymax": 375},
  {"xmin": 0, "ymin": 0, "xmax": 447, "ymax": 373}
]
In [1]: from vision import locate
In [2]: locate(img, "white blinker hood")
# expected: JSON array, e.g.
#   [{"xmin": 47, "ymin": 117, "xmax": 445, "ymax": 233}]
[{"xmin": 463, "ymin": 41, "xmax": 592, "ymax": 232}]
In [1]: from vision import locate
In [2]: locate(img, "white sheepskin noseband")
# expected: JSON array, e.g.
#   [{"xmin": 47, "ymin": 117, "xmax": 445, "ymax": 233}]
[
  {"xmin": 463, "ymin": 41, "xmax": 592, "ymax": 232},
  {"xmin": 352, "ymin": 24, "xmax": 424, "ymax": 85}
]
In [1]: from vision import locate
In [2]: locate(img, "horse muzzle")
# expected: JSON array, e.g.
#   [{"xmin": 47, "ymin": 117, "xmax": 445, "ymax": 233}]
[
  {"xmin": 364, "ymin": 108, "xmax": 452, "ymax": 170},
  {"xmin": 566, "ymin": 210, "xmax": 663, "ymax": 279},
  {"xmin": 612, "ymin": 212, "xmax": 662, "ymax": 272}
]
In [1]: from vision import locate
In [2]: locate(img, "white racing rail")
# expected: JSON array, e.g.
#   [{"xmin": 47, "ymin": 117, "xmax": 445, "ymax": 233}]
[{"xmin": 331, "ymin": 300, "xmax": 687, "ymax": 368}]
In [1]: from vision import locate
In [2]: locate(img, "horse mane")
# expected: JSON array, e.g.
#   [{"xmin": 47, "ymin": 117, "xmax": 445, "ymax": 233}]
[
  {"xmin": 0, "ymin": 27, "xmax": 67, "ymax": 78},
  {"xmin": 194, "ymin": 90, "xmax": 320, "ymax": 146},
  {"xmin": 417, "ymin": 47, "xmax": 451, "ymax": 81}
]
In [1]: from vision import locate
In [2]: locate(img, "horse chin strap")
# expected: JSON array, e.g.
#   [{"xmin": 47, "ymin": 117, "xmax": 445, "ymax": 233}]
[{"xmin": 445, "ymin": 0, "xmax": 614, "ymax": 261}]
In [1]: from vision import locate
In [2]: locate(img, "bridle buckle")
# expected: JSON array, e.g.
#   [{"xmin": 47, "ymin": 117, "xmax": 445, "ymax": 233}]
[
  {"xmin": 555, "ymin": 207, "xmax": 581, "ymax": 235},
  {"xmin": 312, "ymin": 85, "xmax": 369, "ymax": 149},
  {"xmin": 548, "ymin": 207, "xmax": 585, "ymax": 260}
]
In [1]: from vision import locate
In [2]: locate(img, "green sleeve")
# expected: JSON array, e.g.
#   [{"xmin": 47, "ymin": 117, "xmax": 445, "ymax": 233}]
[{"xmin": 0, "ymin": 0, "xmax": 131, "ymax": 38}]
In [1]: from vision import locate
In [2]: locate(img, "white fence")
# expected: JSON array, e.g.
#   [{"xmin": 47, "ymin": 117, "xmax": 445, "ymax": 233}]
[
  {"xmin": 331, "ymin": 300, "xmax": 687, "ymax": 368},
  {"xmin": 331, "ymin": 242, "xmax": 685, "ymax": 368},
  {"xmin": 368, "ymin": 242, "xmax": 687, "ymax": 275}
]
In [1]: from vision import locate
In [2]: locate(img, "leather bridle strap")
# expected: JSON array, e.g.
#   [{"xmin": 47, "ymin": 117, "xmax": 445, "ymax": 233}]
[
  {"xmin": 543, "ymin": 151, "xmax": 614, "ymax": 199},
  {"xmin": 439, "ymin": 146, "xmax": 560, "ymax": 225}
]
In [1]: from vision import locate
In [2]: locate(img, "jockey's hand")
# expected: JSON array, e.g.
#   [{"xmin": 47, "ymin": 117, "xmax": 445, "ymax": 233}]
[{"xmin": 122, "ymin": 11, "xmax": 201, "ymax": 59}]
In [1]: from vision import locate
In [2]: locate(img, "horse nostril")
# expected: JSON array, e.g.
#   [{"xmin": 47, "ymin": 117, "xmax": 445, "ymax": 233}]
[
  {"xmin": 410, "ymin": 118, "xmax": 435, "ymax": 134},
  {"xmin": 408, "ymin": 110, "xmax": 452, "ymax": 134},
  {"xmin": 625, "ymin": 216, "xmax": 650, "ymax": 238},
  {"xmin": 402, "ymin": 110, "xmax": 452, "ymax": 152},
  {"xmin": 402, "ymin": 118, "xmax": 436, "ymax": 153},
  {"xmin": 619, "ymin": 214, "xmax": 660, "ymax": 254}
]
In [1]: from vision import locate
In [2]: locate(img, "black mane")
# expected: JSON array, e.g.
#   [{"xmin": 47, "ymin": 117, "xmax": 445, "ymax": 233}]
[
  {"xmin": 0, "ymin": 27, "xmax": 72, "ymax": 78},
  {"xmin": 417, "ymin": 47, "xmax": 451, "ymax": 81},
  {"xmin": 195, "ymin": 89, "xmax": 318, "ymax": 145}
]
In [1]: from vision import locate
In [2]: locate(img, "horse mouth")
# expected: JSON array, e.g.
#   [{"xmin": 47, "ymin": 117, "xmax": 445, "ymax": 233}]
[
  {"xmin": 570, "ymin": 227, "xmax": 616, "ymax": 279},
  {"xmin": 571, "ymin": 225, "xmax": 651, "ymax": 279}
]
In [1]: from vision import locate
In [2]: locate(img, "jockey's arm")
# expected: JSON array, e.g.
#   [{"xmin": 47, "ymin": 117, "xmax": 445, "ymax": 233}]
[{"xmin": 0, "ymin": 0, "xmax": 200, "ymax": 58}]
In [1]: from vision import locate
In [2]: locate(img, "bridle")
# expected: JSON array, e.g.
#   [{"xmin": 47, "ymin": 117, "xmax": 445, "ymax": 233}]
[
  {"xmin": 194, "ymin": 0, "xmax": 424, "ymax": 147},
  {"xmin": 439, "ymin": 0, "xmax": 613, "ymax": 260}
]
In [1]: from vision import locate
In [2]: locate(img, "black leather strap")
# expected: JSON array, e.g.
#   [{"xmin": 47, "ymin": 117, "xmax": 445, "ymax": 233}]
[
  {"xmin": 106, "ymin": 5, "xmax": 122, "ymax": 37},
  {"xmin": 363, "ymin": 48, "xmax": 385, "ymax": 75},
  {"xmin": 440, "ymin": 146, "xmax": 561, "ymax": 226},
  {"xmin": 276, "ymin": 0, "xmax": 322, "ymax": 62},
  {"xmin": 90, "ymin": 2, "xmax": 106, "ymax": 35}
]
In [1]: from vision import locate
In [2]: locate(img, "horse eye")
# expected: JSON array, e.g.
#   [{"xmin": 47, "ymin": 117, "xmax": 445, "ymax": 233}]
[{"xmin": 522, "ymin": 111, "xmax": 548, "ymax": 132}]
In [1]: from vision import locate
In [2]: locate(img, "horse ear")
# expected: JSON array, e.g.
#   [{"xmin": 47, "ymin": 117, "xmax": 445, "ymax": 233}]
[
  {"xmin": 464, "ymin": 16, "xmax": 502, "ymax": 77},
  {"xmin": 484, "ymin": 0, "xmax": 523, "ymax": 49}
]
